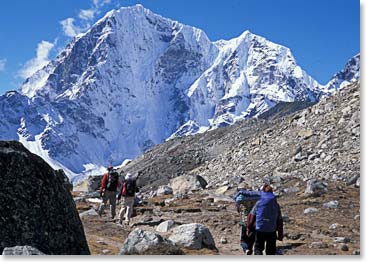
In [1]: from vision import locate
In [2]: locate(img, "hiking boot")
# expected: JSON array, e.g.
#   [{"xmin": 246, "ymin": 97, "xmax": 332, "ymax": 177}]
[{"xmin": 246, "ymin": 250, "xmax": 253, "ymax": 255}]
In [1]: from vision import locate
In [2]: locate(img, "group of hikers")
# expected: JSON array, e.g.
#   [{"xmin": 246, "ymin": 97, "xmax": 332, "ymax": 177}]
[
  {"xmin": 97, "ymin": 165, "xmax": 139, "ymax": 225},
  {"xmin": 234, "ymin": 184, "xmax": 283, "ymax": 255},
  {"xmin": 96, "ymin": 165, "xmax": 283, "ymax": 255}
]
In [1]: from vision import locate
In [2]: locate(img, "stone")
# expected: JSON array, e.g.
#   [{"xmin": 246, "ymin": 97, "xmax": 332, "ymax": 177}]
[
  {"xmin": 282, "ymin": 214, "xmax": 290, "ymax": 223},
  {"xmin": 156, "ymin": 185, "xmax": 173, "ymax": 196},
  {"xmin": 304, "ymin": 207, "xmax": 319, "ymax": 214},
  {"xmin": 329, "ymin": 223, "xmax": 340, "ymax": 230},
  {"xmin": 79, "ymin": 208, "xmax": 100, "ymax": 218},
  {"xmin": 323, "ymin": 200, "xmax": 339, "ymax": 209},
  {"xmin": 168, "ymin": 223, "xmax": 216, "ymax": 250},
  {"xmin": 220, "ymin": 237, "xmax": 228, "ymax": 244},
  {"xmin": 308, "ymin": 153, "xmax": 320, "ymax": 161},
  {"xmin": 354, "ymin": 214, "xmax": 360, "ymax": 220},
  {"xmin": 102, "ymin": 249, "xmax": 111, "ymax": 255},
  {"xmin": 294, "ymin": 152, "xmax": 308, "ymax": 162},
  {"xmin": 73, "ymin": 197, "xmax": 85, "ymax": 203},
  {"xmin": 334, "ymin": 237, "xmax": 350, "ymax": 243},
  {"xmin": 215, "ymin": 185, "xmax": 230, "ymax": 194},
  {"xmin": 304, "ymin": 179, "xmax": 328, "ymax": 197},
  {"xmin": 285, "ymin": 233, "xmax": 302, "ymax": 240},
  {"xmin": 346, "ymin": 175, "xmax": 359, "ymax": 186},
  {"xmin": 2, "ymin": 246, "xmax": 45, "ymax": 255},
  {"xmin": 340, "ymin": 244, "xmax": 349, "ymax": 251},
  {"xmin": 355, "ymin": 177, "xmax": 360, "ymax": 188},
  {"xmin": 0, "ymin": 141, "xmax": 90, "ymax": 255},
  {"xmin": 352, "ymin": 250, "xmax": 360, "ymax": 255},
  {"xmin": 170, "ymin": 175, "xmax": 207, "ymax": 194},
  {"xmin": 74, "ymin": 175, "xmax": 104, "ymax": 192},
  {"xmin": 298, "ymin": 129, "xmax": 314, "ymax": 139},
  {"xmin": 283, "ymin": 187, "xmax": 300, "ymax": 194},
  {"xmin": 309, "ymin": 242, "xmax": 328, "ymax": 249},
  {"xmin": 119, "ymin": 228, "xmax": 182, "ymax": 255},
  {"xmin": 156, "ymin": 220, "xmax": 176, "ymax": 233}
]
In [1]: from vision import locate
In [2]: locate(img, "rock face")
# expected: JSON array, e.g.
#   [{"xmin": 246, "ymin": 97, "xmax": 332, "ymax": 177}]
[
  {"xmin": 0, "ymin": 141, "xmax": 90, "ymax": 255},
  {"xmin": 168, "ymin": 223, "xmax": 216, "ymax": 250},
  {"xmin": 2, "ymin": 246, "xmax": 45, "ymax": 255},
  {"xmin": 119, "ymin": 228, "xmax": 182, "ymax": 255}
]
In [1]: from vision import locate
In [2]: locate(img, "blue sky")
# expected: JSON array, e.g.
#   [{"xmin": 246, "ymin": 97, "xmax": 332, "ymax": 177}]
[{"xmin": 0, "ymin": 0, "xmax": 360, "ymax": 95}]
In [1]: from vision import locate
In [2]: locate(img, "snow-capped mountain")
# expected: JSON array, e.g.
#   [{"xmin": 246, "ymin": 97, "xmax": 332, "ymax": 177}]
[
  {"xmin": 0, "ymin": 5, "xmax": 359, "ymax": 180},
  {"xmin": 324, "ymin": 53, "xmax": 360, "ymax": 92}
]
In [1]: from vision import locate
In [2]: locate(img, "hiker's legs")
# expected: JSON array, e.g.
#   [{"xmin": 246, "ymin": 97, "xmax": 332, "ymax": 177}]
[
  {"xmin": 248, "ymin": 231, "xmax": 256, "ymax": 253},
  {"xmin": 118, "ymin": 198, "xmax": 126, "ymax": 222},
  {"xmin": 254, "ymin": 231, "xmax": 265, "ymax": 255},
  {"xmin": 265, "ymin": 232, "xmax": 277, "ymax": 255},
  {"xmin": 97, "ymin": 193, "xmax": 109, "ymax": 216},
  {"xmin": 240, "ymin": 225, "xmax": 248, "ymax": 253},
  {"xmin": 107, "ymin": 191, "xmax": 117, "ymax": 218},
  {"xmin": 124, "ymin": 197, "xmax": 135, "ymax": 223}
]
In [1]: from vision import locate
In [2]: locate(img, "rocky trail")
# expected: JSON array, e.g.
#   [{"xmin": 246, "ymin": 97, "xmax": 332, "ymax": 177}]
[{"xmin": 74, "ymin": 175, "xmax": 360, "ymax": 255}]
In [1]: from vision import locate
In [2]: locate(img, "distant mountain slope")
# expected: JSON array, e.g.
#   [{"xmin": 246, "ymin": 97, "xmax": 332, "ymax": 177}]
[
  {"xmin": 123, "ymin": 81, "xmax": 360, "ymax": 192},
  {"xmin": 324, "ymin": 53, "xmax": 360, "ymax": 92}
]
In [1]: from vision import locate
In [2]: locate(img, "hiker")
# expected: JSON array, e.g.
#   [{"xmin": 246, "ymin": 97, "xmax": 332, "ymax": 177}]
[
  {"xmin": 234, "ymin": 187, "xmax": 261, "ymax": 255},
  {"xmin": 97, "ymin": 165, "xmax": 121, "ymax": 219},
  {"xmin": 247, "ymin": 184, "xmax": 284, "ymax": 255},
  {"xmin": 117, "ymin": 173, "xmax": 139, "ymax": 225}
]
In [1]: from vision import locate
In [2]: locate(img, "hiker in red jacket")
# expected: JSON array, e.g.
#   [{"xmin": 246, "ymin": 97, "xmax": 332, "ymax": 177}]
[{"xmin": 97, "ymin": 166, "xmax": 121, "ymax": 219}]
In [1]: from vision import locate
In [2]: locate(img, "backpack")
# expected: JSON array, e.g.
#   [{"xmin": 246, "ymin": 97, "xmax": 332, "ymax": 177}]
[
  {"xmin": 121, "ymin": 179, "xmax": 137, "ymax": 197},
  {"xmin": 255, "ymin": 192, "xmax": 279, "ymax": 232},
  {"xmin": 105, "ymin": 170, "xmax": 119, "ymax": 191}
]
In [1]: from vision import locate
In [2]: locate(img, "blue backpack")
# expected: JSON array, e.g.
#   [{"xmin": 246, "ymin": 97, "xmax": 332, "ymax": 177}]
[{"xmin": 255, "ymin": 192, "xmax": 279, "ymax": 232}]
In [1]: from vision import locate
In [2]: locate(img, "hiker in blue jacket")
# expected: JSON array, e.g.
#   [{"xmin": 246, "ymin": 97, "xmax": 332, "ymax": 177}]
[{"xmin": 247, "ymin": 184, "xmax": 284, "ymax": 255}]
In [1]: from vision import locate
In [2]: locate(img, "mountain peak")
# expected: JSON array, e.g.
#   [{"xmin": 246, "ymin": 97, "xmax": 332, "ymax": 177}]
[{"xmin": 2, "ymin": 6, "xmax": 358, "ymax": 180}]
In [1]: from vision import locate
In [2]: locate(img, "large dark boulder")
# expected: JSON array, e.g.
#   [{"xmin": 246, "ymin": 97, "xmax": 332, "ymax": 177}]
[{"xmin": 0, "ymin": 141, "xmax": 90, "ymax": 255}]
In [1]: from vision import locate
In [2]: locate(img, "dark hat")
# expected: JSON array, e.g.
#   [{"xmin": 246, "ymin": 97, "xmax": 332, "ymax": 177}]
[{"xmin": 262, "ymin": 184, "xmax": 273, "ymax": 193}]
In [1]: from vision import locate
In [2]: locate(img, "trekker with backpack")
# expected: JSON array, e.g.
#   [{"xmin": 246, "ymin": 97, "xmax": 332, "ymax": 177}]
[
  {"xmin": 117, "ymin": 173, "xmax": 139, "ymax": 225},
  {"xmin": 234, "ymin": 187, "xmax": 261, "ymax": 255},
  {"xmin": 97, "ymin": 165, "xmax": 121, "ymax": 219},
  {"xmin": 247, "ymin": 184, "xmax": 284, "ymax": 255}
]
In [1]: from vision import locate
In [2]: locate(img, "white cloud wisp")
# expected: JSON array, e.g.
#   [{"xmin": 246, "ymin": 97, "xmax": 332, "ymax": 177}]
[
  {"xmin": 0, "ymin": 59, "xmax": 6, "ymax": 72},
  {"xmin": 18, "ymin": 41, "xmax": 54, "ymax": 79}
]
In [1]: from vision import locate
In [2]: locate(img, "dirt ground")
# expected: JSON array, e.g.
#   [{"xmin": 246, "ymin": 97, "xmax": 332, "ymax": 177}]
[{"xmin": 74, "ymin": 179, "xmax": 360, "ymax": 256}]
